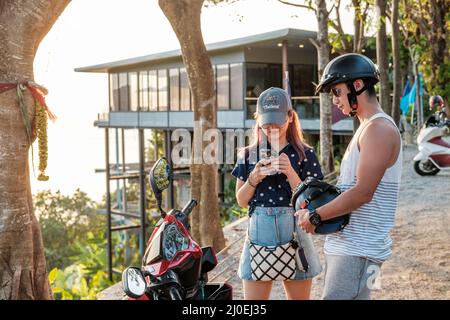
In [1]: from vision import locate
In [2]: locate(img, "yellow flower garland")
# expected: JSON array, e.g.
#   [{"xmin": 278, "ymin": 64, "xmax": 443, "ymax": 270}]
[
  {"xmin": 35, "ymin": 101, "xmax": 49, "ymax": 181},
  {"xmin": 1, "ymin": 81, "xmax": 53, "ymax": 181}
]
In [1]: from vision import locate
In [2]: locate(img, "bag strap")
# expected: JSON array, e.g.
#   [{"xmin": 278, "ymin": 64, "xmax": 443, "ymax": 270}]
[{"xmin": 291, "ymin": 212, "xmax": 299, "ymax": 248}]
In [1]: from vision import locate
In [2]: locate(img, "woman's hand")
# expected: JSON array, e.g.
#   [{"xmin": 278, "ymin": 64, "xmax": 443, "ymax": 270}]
[
  {"xmin": 248, "ymin": 160, "xmax": 269, "ymax": 186},
  {"xmin": 270, "ymin": 153, "xmax": 295, "ymax": 177}
]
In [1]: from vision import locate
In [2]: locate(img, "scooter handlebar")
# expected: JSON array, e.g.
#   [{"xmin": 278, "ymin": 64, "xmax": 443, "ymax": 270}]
[
  {"xmin": 168, "ymin": 286, "xmax": 182, "ymax": 300},
  {"xmin": 181, "ymin": 199, "xmax": 198, "ymax": 217}
]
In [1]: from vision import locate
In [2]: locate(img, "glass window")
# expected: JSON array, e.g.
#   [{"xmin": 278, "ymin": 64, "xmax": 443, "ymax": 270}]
[
  {"xmin": 230, "ymin": 63, "xmax": 243, "ymax": 110},
  {"xmin": 245, "ymin": 63, "xmax": 282, "ymax": 118},
  {"xmin": 267, "ymin": 64, "xmax": 282, "ymax": 89},
  {"xmin": 119, "ymin": 72, "xmax": 129, "ymax": 111},
  {"xmin": 107, "ymin": 128, "xmax": 119, "ymax": 163},
  {"xmin": 246, "ymin": 63, "xmax": 266, "ymax": 98},
  {"xmin": 180, "ymin": 68, "xmax": 190, "ymax": 111},
  {"xmin": 123, "ymin": 129, "xmax": 140, "ymax": 164},
  {"xmin": 295, "ymin": 100, "xmax": 320, "ymax": 119},
  {"xmin": 216, "ymin": 64, "xmax": 229, "ymax": 110},
  {"xmin": 149, "ymin": 70, "xmax": 158, "ymax": 111},
  {"xmin": 292, "ymin": 64, "xmax": 315, "ymax": 97},
  {"xmin": 145, "ymin": 129, "xmax": 165, "ymax": 162},
  {"xmin": 109, "ymin": 73, "xmax": 119, "ymax": 111},
  {"xmin": 139, "ymin": 71, "xmax": 149, "ymax": 111},
  {"xmin": 245, "ymin": 63, "xmax": 265, "ymax": 118},
  {"xmin": 246, "ymin": 63, "xmax": 282, "ymax": 97},
  {"xmin": 169, "ymin": 68, "xmax": 180, "ymax": 111},
  {"xmin": 129, "ymin": 72, "xmax": 138, "ymax": 111},
  {"xmin": 158, "ymin": 69, "xmax": 168, "ymax": 111}
]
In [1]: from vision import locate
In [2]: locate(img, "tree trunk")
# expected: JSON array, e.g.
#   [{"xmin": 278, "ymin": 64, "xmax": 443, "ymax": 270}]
[
  {"xmin": 353, "ymin": 0, "xmax": 362, "ymax": 53},
  {"xmin": 159, "ymin": 0, "xmax": 225, "ymax": 251},
  {"xmin": 0, "ymin": 0, "xmax": 70, "ymax": 300},
  {"xmin": 428, "ymin": 0, "xmax": 447, "ymax": 94},
  {"xmin": 352, "ymin": 0, "xmax": 367, "ymax": 133},
  {"xmin": 427, "ymin": 0, "xmax": 448, "ymax": 117},
  {"xmin": 316, "ymin": 0, "xmax": 334, "ymax": 175},
  {"xmin": 352, "ymin": 0, "xmax": 368, "ymax": 53},
  {"xmin": 375, "ymin": 0, "xmax": 391, "ymax": 114},
  {"xmin": 414, "ymin": 63, "xmax": 423, "ymax": 129},
  {"xmin": 390, "ymin": 0, "xmax": 401, "ymax": 126}
]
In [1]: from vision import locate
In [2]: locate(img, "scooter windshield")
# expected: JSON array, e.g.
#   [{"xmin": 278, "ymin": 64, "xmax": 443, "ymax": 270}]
[
  {"xmin": 162, "ymin": 223, "xmax": 190, "ymax": 261},
  {"xmin": 143, "ymin": 221, "xmax": 190, "ymax": 265},
  {"xmin": 144, "ymin": 222, "xmax": 166, "ymax": 265}
]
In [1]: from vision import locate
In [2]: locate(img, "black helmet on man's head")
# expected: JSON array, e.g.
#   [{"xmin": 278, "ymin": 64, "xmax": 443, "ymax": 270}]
[
  {"xmin": 315, "ymin": 53, "xmax": 380, "ymax": 117},
  {"xmin": 315, "ymin": 53, "xmax": 380, "ymax": 94}
]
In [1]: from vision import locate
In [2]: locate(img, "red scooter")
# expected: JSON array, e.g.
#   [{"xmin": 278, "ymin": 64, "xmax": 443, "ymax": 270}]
[{"xmin": 122, "ymin": 157, "xmax": 232, "ymax": 300}]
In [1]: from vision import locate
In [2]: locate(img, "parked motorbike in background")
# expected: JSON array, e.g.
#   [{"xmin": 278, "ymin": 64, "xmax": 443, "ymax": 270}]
[
  {"xmin": 413, "ymin": 117, "xmax": 450, "ymax": 176},
  {"xmin": 122, "ymin": 157, "xmax": 232, "ymax": 300},
  {"xmin": 424, "ymin": 110, "xmax": 448, "ymax": 128}
]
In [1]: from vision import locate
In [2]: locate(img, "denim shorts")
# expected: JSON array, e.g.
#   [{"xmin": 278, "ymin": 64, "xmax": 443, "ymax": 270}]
[{"xmin": 238, "ymin": 206, "xmax": 322, "ymax": 281}]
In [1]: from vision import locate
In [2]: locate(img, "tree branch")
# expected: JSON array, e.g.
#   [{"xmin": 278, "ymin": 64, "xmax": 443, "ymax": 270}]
[
  {"xmin": 327, "ymin": 3, "xmax": 336, "ymax": 18},
  {"xmin": 357, "ymin": 1, "xmax": 370, "ymax": 52},
  {"xmin": 335, "ymin": 0, "xmax": 352, "ymax": 51},
  {"xmin": 309, "ymin": 37, "xmax": 320, "ymax": 50},
  {"xmin": 277, "ymin": 0, "xmax": 317, "ymax": 14}
]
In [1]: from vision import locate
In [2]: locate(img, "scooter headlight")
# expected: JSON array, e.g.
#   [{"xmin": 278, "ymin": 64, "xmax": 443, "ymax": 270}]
[{"xmin": 162, "ymin": 223, "xmax": 190, "ymax": 261}]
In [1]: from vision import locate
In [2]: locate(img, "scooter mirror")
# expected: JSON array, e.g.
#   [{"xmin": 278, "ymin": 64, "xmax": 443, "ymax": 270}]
[
  {"xmin": 149, "ymin": 157, "xmax": 172, "ymax": 194},
  {"xmin": 122, "ymin": 267, "xmax": 147, "ymax": 298},
  {"xmin": 149, "ymin": 158, "xmax": 172, "ymax": 217}
]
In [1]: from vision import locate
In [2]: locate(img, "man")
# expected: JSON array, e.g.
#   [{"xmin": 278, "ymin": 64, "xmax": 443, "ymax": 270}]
[
  {"xmin": 426, "ymin": 95, "xmax": 448, "ymax": 127},
  {"xmin": 296, "ymin": 53, "xmax": 402, "ymax": 300}
]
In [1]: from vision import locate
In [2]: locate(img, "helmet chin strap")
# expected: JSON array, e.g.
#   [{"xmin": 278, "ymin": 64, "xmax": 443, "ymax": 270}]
[{"xmin": 345, "ymin": 81, "xmax": 369, "ymax": 117}]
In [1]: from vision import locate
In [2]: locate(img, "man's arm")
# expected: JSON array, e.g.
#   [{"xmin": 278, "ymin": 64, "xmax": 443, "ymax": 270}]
[{"xmin": 316, "ymin": 120, "xmax": 399, "ymax": 221}]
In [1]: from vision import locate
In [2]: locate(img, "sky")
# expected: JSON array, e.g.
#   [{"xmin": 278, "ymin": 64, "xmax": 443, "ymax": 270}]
[{"xmin": 31, "ymin": 0, "xmax": 358, "ymax": 202}]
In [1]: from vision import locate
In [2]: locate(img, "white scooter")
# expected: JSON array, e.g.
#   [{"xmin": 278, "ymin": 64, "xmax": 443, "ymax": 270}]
[{"xmin": 413, "ymin": 118, "xmax": 450, "ymax": 176}]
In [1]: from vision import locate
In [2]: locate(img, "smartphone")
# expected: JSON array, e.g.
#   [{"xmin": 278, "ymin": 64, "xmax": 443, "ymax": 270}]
[{"xmin": 259, "ymin": 148, "xmax": 278, "ymax": 175}]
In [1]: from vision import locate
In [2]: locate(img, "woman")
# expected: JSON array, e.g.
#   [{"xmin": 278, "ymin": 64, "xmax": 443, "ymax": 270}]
[{"xmin": 231, "ymin": 87, "xmax": 323, "ymax": 300}]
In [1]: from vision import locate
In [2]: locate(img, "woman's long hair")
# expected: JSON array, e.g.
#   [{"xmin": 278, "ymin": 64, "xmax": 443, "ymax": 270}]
[{"xmin": 240, "ymin": 109, "xmax": 310, "ymax": 161}]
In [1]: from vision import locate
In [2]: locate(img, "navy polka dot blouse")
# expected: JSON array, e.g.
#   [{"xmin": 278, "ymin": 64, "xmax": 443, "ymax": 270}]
[{"xmin": 231, "ymin": 143, "xmax": 324, "ymax": 209}]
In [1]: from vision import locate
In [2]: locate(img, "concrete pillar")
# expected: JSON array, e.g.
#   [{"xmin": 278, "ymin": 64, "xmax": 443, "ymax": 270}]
[{"xmin": 282, "ymin": 40, "xmax": 288, "ymax": 90}]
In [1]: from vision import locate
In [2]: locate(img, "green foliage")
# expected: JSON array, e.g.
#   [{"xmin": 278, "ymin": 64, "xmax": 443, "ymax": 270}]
[
  {"xmin": 48, "ymin": 265, "xmax": 112, "ymax": 300},
  {"xmin": 146, "ymin": 130, "xmax": 165, "ymax": 162},
  {"xmin": 314, "ymin": 140, "xmax": 343, "ymax": 173},
  {"xmin": 400, "ymin": 1, "xmax": 450, "ymax": 101},
  {"xmin": 35, "ymin": 189, "xmax": 104, "ymax": 270},
  {"xmin": 35, "ymin": 189, "xmax": 113, "ymax": 299},
  {"xmin": 36, "ymin": 189, "xmax": 144, "ymax": 299},
  {"xmin": 220, "ymin": 166, "xmax": 248, "ymax": 226}
]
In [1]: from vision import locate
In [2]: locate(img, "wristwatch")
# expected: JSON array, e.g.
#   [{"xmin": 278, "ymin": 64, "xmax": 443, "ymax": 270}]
[{"xmin": 309, "ymin": 209, "xmax": 322, "ymax": 226}]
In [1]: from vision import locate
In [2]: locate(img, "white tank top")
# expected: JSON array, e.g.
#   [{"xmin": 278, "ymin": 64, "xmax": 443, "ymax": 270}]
[{"xmin": 324, "ymin": 112, "xmax": 402, "ymax": 262}]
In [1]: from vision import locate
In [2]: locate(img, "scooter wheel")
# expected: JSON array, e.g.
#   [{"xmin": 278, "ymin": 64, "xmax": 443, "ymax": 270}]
[{"xmin": 414, "ymin": 160, "xmax": 440, "ymax": 176}]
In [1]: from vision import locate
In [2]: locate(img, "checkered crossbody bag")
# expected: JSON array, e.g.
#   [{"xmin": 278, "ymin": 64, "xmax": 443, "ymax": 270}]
[
  {"xmin": 249, "ymin": 238, "xmax": 298, "ymax": 281},
  {"xmin": 248, "ymin": 209, "xmax": 310, "ymax": 281}
]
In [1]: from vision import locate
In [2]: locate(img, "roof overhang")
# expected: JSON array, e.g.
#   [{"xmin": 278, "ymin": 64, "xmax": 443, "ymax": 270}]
[{"xmin": 75, "ymin": 28, "xmax": 317, "ymax": 73}]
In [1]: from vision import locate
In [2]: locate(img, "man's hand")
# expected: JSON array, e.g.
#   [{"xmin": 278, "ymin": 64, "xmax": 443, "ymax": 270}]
[{"xmin": 295, "ymin": 209, "xmax": 316, "ymax": 234}]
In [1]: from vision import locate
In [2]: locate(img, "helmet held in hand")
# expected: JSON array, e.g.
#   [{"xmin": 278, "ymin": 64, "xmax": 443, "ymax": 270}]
[{"xmin": 291, "ymin": 177, "xmax": 350, "ymax": 234}]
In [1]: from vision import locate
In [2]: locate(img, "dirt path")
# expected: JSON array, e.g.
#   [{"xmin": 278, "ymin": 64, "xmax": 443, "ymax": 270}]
[{"xmin": 212, "ymin": 143, "xmax": 450, "ymax": 300}]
